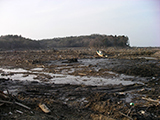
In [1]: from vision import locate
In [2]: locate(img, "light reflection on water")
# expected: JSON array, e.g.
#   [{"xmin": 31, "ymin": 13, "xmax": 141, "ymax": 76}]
[{"xmin": 0, "ymin": 66, "xmax": 142, "ymax": 86}]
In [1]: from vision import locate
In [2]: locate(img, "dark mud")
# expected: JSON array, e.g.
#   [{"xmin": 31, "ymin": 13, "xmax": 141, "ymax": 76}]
[{"xmin": 0, "ymin": 47, "xmax": 160, "ymax": 120}]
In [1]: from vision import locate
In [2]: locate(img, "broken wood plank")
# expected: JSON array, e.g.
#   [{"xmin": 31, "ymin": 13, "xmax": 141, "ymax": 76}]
[{"xmin": 39, "ymin": 103, "xmax": 51, "ymax": 113}]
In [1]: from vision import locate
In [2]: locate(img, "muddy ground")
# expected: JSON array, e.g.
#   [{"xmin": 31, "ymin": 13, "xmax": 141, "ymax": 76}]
[{"xmin": 0, "ymin": 47, "xmax": 160, "ymax": 120}]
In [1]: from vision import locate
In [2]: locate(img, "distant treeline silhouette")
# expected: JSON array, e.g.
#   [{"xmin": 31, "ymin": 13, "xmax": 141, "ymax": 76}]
[{"xmin": 0, "ymin": 34, "xmax": 129, "ymax": 50}]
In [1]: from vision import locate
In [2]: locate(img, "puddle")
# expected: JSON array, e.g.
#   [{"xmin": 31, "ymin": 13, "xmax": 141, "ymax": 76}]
[
  {"xmin": 1, "ymin": 58, "xmax": 150, "ymax": 86},
  {"xmin": 31, "ymin": 68, "xmax": 44, "ymax": 71},
  {"xmin": 0, "ymin": 73, "xmax": 38, "ymax": 82},
  {"xmin": 137, "ymin": 56, "xmax": 157, "ymax": 60},
  {"xmin": 0, "ymin": 68, "xmax": 28, "ymax": 73},
  {"xmin": 0, "ymin": 67, "xmax": 144, "ymax": 86}
]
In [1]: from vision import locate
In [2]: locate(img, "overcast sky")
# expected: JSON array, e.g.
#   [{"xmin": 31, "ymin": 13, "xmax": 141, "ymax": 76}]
[{"xmin": 0, "ymin": 0, "xmax": 159, "ymax": 47}]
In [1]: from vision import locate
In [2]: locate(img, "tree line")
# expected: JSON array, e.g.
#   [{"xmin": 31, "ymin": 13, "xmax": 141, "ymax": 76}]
[{"xmin": 0, "ymin": 34, "xmax": 130, "ymax": 50}]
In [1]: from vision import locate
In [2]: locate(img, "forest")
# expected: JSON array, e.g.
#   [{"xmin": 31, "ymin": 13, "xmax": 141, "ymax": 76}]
[{"xmin": 0, "ymin": 34, "xmax": 130, "ymax": 50}]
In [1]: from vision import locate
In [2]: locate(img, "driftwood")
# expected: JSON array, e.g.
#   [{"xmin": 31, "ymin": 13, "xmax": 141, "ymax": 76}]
[
  {"xmin": 15, "ymin": 101, "xmax": 31, "ymax": 110},
  {"xmin": 142, "ymin": 97, "xmax": 160, "ymax": 103},
  {"xmin": 0, "ymin": 99, "xmax": 31, "ymax": 110},
  {"xmin": 0, "ymin": 99, "xmax": 13, "ymax": 104}
]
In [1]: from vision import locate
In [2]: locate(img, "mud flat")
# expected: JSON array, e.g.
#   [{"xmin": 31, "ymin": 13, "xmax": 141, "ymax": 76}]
[{"xmin": 0, "ymin": 47, "xmax": 160, "ymax": 120}]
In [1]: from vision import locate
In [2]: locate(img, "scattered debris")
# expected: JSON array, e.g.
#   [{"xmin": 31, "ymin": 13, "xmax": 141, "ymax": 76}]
[
  {"xmin": 130, "ymin": 102, "xmax": 134, "ymax": 106},
  {"xmin": 96, "ymin": 50, "xmax": 108, "ymax": 57},
  {"xmin": 0, "ymin": 48, "xmax": 160, "ymax": 119},
  {"xmin": 0, "ymin": 89, "xmax": 31, "ymax": 119}
]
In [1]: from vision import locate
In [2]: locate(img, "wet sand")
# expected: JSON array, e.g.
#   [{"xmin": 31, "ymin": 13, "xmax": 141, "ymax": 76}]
[{"xmin": 0, "ymin": 47, "xmax": 160, "ymax": 120}]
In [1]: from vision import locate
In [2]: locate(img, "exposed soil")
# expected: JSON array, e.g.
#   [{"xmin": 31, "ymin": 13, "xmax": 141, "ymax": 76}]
[{"xmin": 0, "ymin": 47, "xmax": 160, "ymax": 120}]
